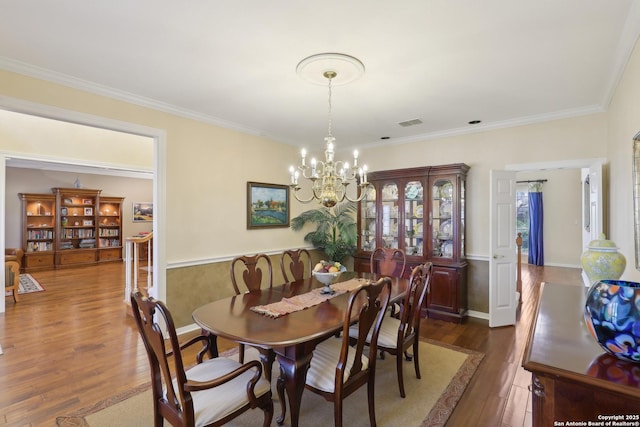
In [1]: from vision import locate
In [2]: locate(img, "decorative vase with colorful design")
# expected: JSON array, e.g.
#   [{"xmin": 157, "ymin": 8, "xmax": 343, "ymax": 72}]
[
  {"xmin": 580, "ymin": 234, "xmax": 626, "ymax": 285},
  {"xmin": 584, "ymin": 280, "xmax": 640, "ymax": 363}
]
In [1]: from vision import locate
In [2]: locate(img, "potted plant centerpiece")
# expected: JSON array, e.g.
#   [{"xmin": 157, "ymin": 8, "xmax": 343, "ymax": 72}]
[{"xmin": 290, "ymin": 201, "xmax": 357, "ymax": 265}]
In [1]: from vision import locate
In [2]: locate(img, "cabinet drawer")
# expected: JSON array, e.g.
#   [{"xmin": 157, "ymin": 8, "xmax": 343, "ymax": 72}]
[
  {"xmin": 58, "ymin": 250, "xmax": 97, "ymax": 265},
  {"xmin": 99, "ymin": 248, "xmax": 122, "ymax": 261},
  {"xmin": 24, "ymin": 253, "xmax": 54, "ymax": 268}
]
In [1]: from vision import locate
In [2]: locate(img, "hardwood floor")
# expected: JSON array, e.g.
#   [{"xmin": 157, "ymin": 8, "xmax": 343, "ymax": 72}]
[{"xmin": 0, "ymin": 262, "xmax": 583, "ymax": 426}]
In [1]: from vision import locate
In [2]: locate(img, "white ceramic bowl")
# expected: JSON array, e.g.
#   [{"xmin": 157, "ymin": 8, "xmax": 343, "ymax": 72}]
[{"xmin": 312, "ymin": 266, "xmax": 347, "ymax": 285}]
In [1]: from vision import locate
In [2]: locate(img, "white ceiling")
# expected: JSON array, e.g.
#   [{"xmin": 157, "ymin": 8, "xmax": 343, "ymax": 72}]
[{"xmin": 1, "ymin": 0, "xmax": 639, "ymax": 153}]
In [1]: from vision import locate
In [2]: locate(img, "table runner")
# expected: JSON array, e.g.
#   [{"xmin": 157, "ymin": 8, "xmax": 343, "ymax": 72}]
[{"xmin": 250, "ymin": 278, "xmax": 370, "ymax": 318}]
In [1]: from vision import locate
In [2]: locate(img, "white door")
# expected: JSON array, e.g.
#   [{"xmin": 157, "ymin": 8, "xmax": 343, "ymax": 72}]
[
  {"xmin": 581, "ymin": 161, "xmax": 604, "ymax": 285},
  {"xmin": 489, "ymin": 170, "xmax": 518, "ymax": 327}
]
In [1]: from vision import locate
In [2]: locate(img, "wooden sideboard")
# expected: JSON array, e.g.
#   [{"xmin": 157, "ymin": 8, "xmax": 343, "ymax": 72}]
[{"xmin": 522, "ymin": 282, "xmax": 640, "ymax": 426}]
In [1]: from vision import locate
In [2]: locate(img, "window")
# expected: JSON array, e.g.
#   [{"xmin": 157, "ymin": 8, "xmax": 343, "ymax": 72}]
[{"xmin": 516, "ymin": 186, "xmax": 529, "ymax": 254}]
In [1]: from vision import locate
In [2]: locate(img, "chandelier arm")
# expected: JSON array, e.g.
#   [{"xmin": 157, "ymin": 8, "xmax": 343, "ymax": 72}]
[
  {"xmin": 290, "ymin": 186, "xmax": 319, "ymax": 204},
  {"xmin": 343, "ymin": 192, "xmax": 367, "ymax": 203},
  {"xmin": 342, "ymin": 182, "xmax": 370, "ymax": 203}
]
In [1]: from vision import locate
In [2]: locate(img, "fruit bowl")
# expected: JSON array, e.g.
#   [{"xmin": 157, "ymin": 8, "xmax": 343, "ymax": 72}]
[
  {"xmin": 312, "ymin": 262, "xmax": 347, "ymax": 294},
  {"xmin": 313, "ymin": 269, "xmax": 346, "ymax": 285}
]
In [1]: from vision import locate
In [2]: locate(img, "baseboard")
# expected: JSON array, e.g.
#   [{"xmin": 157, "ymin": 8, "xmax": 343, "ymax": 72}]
[
  {"xmin": 176, "ymin": 323, "xmax": 202, "ymax": 337},
  {"xmin": 467, "ymin": 310, "xmax": 489, "ymax": 320}
]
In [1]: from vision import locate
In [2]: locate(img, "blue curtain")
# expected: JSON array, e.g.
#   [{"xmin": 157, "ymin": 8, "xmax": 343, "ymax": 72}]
[{"xmin": 528, "ymin": 191, "xmax": 544, "ymax": 265}]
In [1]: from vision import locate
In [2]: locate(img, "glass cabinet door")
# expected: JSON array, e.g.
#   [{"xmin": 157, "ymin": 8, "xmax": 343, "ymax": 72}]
[
  {"xmin": 404, "ymin": 180, "xmax": 424, "ymax": 256},
  {"xmin": 431, "ymin": 178, "xmax": 454, "ymax": 259},
  {"xmin": 381, "ymin": 183, "xmax": 399, "ymax": 249},
  {"xmin": 360, "ymin": 185, "xmax": 377, "ymax": 251}
]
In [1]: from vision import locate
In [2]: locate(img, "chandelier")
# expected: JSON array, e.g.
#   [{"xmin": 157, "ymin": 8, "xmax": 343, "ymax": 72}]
[{"xmin": 289, "ymin": 54, "xmax": 370, "ymax": 208}]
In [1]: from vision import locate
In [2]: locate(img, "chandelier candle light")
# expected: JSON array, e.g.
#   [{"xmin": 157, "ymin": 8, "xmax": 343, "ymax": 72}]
[{"xmin": 289, "ymin": 53, "xmax": 370, "ymax": 207}]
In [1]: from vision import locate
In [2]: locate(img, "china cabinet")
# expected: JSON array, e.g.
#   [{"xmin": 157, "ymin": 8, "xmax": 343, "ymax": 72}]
[
  {"xmin": 19, "ymin": 193, "xmax": 57, "ymax": 272},
  {"xmin": 354, "ymin": 163, "xmax": 469, "ymax": 322}
]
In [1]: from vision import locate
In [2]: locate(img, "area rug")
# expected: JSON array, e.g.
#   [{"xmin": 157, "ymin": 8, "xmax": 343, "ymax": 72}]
[
  {"xmin": 18, "ymin": 274, "xmax": 45, "ymax": 294},
  {"xmin": 56, "ymin": 340, "xmax": 483, "ymax": 427}
]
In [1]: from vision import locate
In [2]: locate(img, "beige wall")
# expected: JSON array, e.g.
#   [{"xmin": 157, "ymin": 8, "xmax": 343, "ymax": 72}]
[
  {"xmin": 607, "ymin": 35, "xmax": 640, "ymax": 283},
  {"xmin": 0, "ymin": 109, "xmax": 153, "ymax": 169}
]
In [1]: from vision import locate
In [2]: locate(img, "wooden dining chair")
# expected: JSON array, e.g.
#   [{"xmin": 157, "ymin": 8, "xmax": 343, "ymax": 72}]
[
  {"xmin": 230, "ymin": 253, "xmax": 273, "ymax": 294},
  {"xmin": 230, "ymin": 253, "xmax": 275, "ymax": 379},
  {"xmin": 280, "ymin": 248, "xmax": 312, "ymax": 282},
  {"xmin": 5, "ymin": 260, "xmax": 20, "ymax": 303},
  {"xmin": 296, "ymin": 276, "xmax": 392, "ymax": 427},
  {"xmin": 370, "ymin": 247, "xmax": 407, "ymax": 278},
  {"xmin": 352, "ymin": 263, "xmax": 433, "ymax": 398},
  {"xmin": 131, "ymin": 291, "xmax": 273, "ymax": 427}
]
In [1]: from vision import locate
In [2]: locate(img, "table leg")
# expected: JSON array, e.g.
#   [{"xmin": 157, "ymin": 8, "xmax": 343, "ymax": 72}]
[{"xmin": 275, "ymin": 352, "xmax": 313, "ymax": 427}]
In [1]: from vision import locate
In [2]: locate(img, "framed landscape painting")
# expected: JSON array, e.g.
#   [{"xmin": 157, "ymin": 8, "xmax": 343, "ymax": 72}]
[
  {"xmin": 133, "ymin": 202, "xmax": 153, "ymax": 222},
  {"xmin": 247, "ymin": 182, "xmax": 290, "ymax": 229}
]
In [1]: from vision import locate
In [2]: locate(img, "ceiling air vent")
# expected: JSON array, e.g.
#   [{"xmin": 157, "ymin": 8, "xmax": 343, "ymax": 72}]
[{"xmin": 398, "ymin": 118, "xmax": 423, "ymax": 127}]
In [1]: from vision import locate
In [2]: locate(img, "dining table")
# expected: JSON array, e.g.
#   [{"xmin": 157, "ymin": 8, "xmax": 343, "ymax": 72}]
[{"xmin": 192, "ymin": 271, "xmax": 410, "ymax": 427}]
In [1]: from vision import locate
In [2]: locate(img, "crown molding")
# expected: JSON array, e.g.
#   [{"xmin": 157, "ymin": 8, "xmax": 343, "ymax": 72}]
[
  {"xmin": 364, "ymin": 104, "xmax": 605, "ymax": 149},
  {"xmin": 0, "ymin": 56, "xmax": 268, "ymax": 140}
]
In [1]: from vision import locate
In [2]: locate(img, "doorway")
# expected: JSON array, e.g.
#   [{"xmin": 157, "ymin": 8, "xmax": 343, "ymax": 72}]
[
  {"xmin": 0, "ymin": 97, "xmax": 166, "ymax": 313},
  {"xmin": 488, "ymin": 158, "xmax": 605, "ymax": 327}
]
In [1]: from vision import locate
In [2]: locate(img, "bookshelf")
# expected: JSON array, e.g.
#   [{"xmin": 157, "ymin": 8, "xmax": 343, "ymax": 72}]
[
  {"xmin": 18, "ymin": 188, "xmax": 125, "ymax": 270},
  {"xmin": 97, "ymin": 196, "xmax": 124, "ymax": 262},
  {"xmin": 19, "ymin": 193, "xmax": 56, "ymax": 271}
]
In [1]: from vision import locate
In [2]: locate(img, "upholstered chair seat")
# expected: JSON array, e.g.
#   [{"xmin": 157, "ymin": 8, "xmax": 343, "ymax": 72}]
[
  {"xmin": 174, "ymin": 357, "xmax": 272, "ymax": 426},
  {"xmin": 305, "ymin": 336, "xmax": 370, "ymax": 393}
]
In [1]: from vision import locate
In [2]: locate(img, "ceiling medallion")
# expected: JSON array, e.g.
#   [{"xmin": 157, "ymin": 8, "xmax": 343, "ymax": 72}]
[
  {"xmin": 296, "ymin": 53, "xmax": 365, "ymax": 86},
  {"xmin": 289, "ymin": 53, "xmax": 370, "ymax": 208}
]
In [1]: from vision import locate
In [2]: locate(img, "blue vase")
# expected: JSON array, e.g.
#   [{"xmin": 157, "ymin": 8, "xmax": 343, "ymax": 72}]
[{"xmin": 584, "ymin": 280, "xmax": 640, "ymax": 363}]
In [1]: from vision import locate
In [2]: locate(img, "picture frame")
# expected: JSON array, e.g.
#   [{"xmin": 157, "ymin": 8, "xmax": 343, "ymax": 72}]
[
  {"xmin": 84, "ymin": 207, "xmax": 93, "ymax": 216},
  {"xmin": 61, "ymin": 207, "xmax": 68, "ymax": 216},
  {"xmin": 63, "ymin": 198, "xmax": 73, "ymax": 205},
  {"xmin": 83, "ymin": 219, "xmax": 93, "ymax": 226},
  {"xmin": 247, "ymin": 182, "xmax": 290, "ymax": 229},
  {"xmin": 82, "ymin": 199, "xmax": 92, "ymax": 205},
  {"xmin": 133, "ymin": 202, "xmax": 153, "ymax": 222}
]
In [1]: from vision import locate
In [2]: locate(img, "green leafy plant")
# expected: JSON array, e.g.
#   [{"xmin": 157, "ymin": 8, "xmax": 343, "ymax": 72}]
[{"xmin": 290, "ymin": 201, "xmax": 357, "ymax": 263}]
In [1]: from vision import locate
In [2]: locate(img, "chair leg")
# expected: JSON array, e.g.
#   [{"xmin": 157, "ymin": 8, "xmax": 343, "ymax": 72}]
[
  {"xmin": 413, "ymin": 339, "xmax": 421, "ymax": 379},
  {"xmin": 260, "ymin": 396, "xmax": 274, "ymax": 427},
  {"xmin": 334, "ymin": 397, "xmax": 344, "ymax": 427},
  {"xmin": 396, "ymin": 351, "xmax": 406, "ymax": 398},
  {"xmin": 367, "ymin": 378, "xmax": 377, "ymax": 427},
  {"xmin": 12, "ymin": 288, "xmax": 18, "ymax": 303}
]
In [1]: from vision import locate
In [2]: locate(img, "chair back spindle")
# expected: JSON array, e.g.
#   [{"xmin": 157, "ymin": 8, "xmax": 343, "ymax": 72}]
[
  {"xmin": 230, "ymin": 254, "xmax": 273, "ymax": 294},
  {"xmin": 280, "ymin": 248, "xmax": 312, "ymax": 282},
  {"xmin": 370, "ymin": 247, "xmax": 407, "ymax": 278}
]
